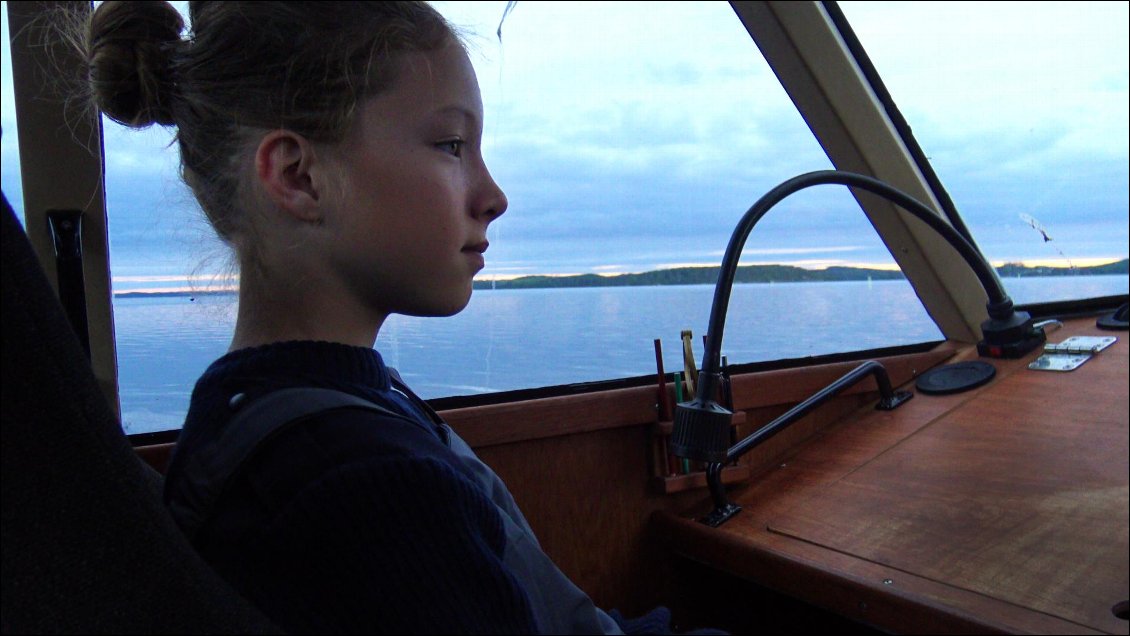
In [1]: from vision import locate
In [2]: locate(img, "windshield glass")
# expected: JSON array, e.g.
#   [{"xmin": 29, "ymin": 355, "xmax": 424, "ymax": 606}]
[
  {"xmin": 838, "ymin": 0, "xmax": 1129, "ymax": 303},
  {"xmin": 8, "ymin": 2, "xmax": 1124, "ymax": 437}
]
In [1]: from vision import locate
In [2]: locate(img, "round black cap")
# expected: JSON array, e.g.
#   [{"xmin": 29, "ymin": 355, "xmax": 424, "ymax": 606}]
[{"xmin": 915, "ymin": 361, "xmax": 996, "ymax": 395}]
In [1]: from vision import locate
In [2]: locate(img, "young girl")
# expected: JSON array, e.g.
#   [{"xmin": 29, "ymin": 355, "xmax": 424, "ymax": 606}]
[{"xmin": 76, "ymin": 2, "xmax": 699, "ymax": 634}]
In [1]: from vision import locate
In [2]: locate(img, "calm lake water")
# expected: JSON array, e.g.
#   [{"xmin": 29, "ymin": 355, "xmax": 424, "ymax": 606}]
[{"xmin": 114, "ymin": 276, "xmax": 1128, "ymax": 434}]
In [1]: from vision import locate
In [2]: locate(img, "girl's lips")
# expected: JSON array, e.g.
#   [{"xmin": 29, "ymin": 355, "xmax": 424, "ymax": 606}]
[
  {"xmin": 463, "ymin": 249, "xmax": 485, "ymax": 270},
  {"xmin": 463, "ymin": 241, "xmax": 488, "ymax": 271}
]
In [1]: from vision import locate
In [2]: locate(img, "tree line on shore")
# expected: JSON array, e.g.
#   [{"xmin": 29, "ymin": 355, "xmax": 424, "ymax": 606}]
[
  {"xmin": 472, "ymin": 259, "xmax": 1129, "ymax": 291},
  {"xmin": 113, "ymin": 259, "xmax": 1129, "ymax": 297}
]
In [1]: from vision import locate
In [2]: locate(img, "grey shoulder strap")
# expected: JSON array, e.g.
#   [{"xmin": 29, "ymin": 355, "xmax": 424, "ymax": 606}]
[{"xmin": 169, "ymin": 387, "xmax": 411, "ymax": 542}]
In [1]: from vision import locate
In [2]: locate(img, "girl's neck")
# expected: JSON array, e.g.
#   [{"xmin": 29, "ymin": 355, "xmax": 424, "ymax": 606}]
[{"xmin": 228, "ymin": 271, "xmax": 384, "ymax": 353}]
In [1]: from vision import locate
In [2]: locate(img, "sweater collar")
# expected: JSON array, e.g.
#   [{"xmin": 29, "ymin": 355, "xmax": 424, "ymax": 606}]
[{"xmin": 200, "ymin": 340, "xmax": 392, "ymax": 391}]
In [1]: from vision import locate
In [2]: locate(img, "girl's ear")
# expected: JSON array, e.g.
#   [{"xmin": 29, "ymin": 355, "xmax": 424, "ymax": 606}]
[{"xmin": 254, "ymin": 130, "xmax": 324, "ymax": 223}]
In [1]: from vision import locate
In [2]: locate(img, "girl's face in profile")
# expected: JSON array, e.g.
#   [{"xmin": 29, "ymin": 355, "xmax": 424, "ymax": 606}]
[{"xmin": 324, "ymin": 42, "xmax": 508, "ymax": 320}]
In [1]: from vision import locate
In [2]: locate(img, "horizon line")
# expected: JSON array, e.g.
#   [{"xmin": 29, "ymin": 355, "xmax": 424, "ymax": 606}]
[
  {"xmin": 472, "ymin": 256, "xmax": 1128, "ymax": 281},
  {"xmin": 111, "ymin": 256, "xmax": 1127, "ymax": 295},
  {"xmin": 109, "ymin": 255, "xmax": 1128, "ymax": 284}
]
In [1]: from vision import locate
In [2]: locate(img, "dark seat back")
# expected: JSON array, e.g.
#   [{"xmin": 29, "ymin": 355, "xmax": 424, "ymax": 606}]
[{"xmin": 1, "ymin": 192, "xmax": 281, "ymax": 634}]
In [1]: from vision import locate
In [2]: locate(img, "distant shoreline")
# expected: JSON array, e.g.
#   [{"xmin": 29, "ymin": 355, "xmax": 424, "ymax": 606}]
[
  {"xmin": 114, "ymin": 260, "xmax": 1128, "ymax": 298},
  {"xmin": 114, "ymin": 289, "xmax": 237, "ymax": 299},
  {"xmin": 473, "ymin": 259, "xmax": 1129, "ymax": 290}
]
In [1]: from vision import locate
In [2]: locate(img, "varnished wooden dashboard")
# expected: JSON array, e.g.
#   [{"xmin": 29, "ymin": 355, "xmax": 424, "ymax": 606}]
[{"xmin": 655, "ymin": 316, "xmax": 1129, "ymax": 634}]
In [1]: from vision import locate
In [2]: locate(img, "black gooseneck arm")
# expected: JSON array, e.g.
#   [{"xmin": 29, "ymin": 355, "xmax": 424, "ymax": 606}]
[
  {"xmin": 701, "ymin": 170, "xmax": 1009, "ymax": 396},
  {"xmin": 671, "ymin": 170, "xmax": 1040, "ymax": 526}
]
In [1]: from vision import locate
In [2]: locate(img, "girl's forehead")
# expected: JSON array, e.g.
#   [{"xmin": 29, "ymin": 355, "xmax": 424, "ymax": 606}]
[
  {"xmin": 348, "ymin": 46, "xmax": 483, "ymax": 140},
  {"xmin": 383, "ymin": 46, "xmax": 484, "ymax": 117}
]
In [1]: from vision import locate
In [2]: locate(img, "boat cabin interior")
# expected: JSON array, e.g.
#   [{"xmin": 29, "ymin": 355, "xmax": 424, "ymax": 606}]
[{"xmin": 2, "ymin": 1, "xmax": 1127, "ymax": 634}]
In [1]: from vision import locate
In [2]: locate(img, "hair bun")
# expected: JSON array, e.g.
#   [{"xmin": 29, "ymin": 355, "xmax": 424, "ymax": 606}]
[{"xmin": 87, "ymin": 1, "xmax": 184, "ymax": 127}]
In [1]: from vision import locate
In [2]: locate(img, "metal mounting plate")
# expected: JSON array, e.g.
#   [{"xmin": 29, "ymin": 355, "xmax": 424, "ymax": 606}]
[{"xmin": 1029, "ymin": 335, "xmax": 1118, "ymax": 372}]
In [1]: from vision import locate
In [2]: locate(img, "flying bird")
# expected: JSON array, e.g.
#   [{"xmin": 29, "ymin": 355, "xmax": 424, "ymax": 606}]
[{"xmin": 1019, "ymin": 213, "xmax": 1053, "ymax": 242}]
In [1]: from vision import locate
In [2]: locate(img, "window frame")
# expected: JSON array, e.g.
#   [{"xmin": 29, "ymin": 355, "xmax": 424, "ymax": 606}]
[{"xmin": 7, "ymin": 0, "xmax": 121, "ymax": 419}]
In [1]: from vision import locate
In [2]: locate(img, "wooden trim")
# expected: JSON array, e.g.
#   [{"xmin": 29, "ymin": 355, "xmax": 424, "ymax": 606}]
[
  {"xmin": 441, "ymin": 345, "xmax": 958, "ymax": 448},
  {"xmin": 441, "ymin": 383, "xmax": 658, "ymax": 448},
  {"xmin": 727, "ymin": 343, "xmax": 957, "ymax": 411}
]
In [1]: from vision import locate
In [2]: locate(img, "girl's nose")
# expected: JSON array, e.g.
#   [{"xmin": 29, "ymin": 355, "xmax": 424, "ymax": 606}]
[{"xmin": 478, "ymin": 168, "xmax": 508, "ymax": 222}]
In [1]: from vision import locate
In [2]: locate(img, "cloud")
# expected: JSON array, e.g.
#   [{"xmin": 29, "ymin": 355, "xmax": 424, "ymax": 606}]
[{"xmin": 4, "ymin": 0, "xmax": 1127, "ymax": 282}]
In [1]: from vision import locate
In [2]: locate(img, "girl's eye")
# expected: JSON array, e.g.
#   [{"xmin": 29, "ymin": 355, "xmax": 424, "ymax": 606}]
[{"xmin": 437, "ymin": 139, "xmax": 464, "ymax": 157}]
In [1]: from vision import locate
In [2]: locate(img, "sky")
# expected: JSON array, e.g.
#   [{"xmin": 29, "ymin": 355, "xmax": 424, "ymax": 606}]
[{"xmin": 2, "ymin": 1, "xmax": 1128, "ymax": 290}]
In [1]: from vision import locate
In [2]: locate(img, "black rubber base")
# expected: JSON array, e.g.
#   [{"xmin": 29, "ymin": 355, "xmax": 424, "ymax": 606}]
[
  {"xmin": 1097, "ymin": 302, "xmax": 1129, "ymax": 330},
  {"xmin": 915, "ymin": 361, "xmax": 996, "ymax": 395}
]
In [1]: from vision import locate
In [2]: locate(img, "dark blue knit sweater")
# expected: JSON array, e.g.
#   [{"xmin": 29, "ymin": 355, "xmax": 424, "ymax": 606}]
[
  {"xmin": 163, "ymin": 341, "xmax": 682, "ymax": 634},
  {"xmin": 163, "ymin": 341, "xmax": 543, "ymax": 633}
]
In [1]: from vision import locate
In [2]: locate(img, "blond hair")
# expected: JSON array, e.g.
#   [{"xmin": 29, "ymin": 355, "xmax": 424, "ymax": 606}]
[{"xmin": 79, "ymin": 1, "xmax": 458, "ymax": 247}]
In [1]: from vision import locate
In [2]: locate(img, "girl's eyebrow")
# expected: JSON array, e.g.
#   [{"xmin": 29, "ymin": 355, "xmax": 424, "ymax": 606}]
[{"xmin": 432, "ymin": 105, "xmax": 481, "ymax": 128}]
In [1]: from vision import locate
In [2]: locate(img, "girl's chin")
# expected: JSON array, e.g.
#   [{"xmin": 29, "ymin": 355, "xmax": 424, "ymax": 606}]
[{"xmin": 399, "ymin": 288, "xmax": 473, "ymax": 318}]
